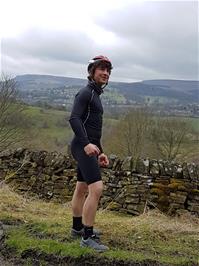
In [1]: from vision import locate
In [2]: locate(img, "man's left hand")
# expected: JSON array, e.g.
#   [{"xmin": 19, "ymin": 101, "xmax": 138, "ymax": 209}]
[{"xmin": 98, "ymin": 153, "xmax": 109, "ymax": 167}]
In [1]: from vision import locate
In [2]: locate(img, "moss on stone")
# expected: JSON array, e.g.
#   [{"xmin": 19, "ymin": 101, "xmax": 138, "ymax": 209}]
[
  {"xmin": 168, "ymin": 183, "xmax": 183, "ymax": 190},
  {"xmin": 151, "ymin": 183, "xmax": 167, "ymax": 189},
  {"xmin": 157, "ymin": 195, "xmax": 169, "ymax": 204},
  {"xmin": 106, "ymin": 202, "xmax": 122, "ymax": 211},
  {"xmin": 170, "ymin": 178, "xmax": 184, "ymax": 184},
  {"xmin": 150, "ymin": 188, "xmax": 165, "ymax": 196},
  {"xmin": 191, "ymin": 189, "xmax": 199, "ymax": 194},
  {"xmin": 177, "ymin": 185, "xmax": 188, "ymax": 192}
]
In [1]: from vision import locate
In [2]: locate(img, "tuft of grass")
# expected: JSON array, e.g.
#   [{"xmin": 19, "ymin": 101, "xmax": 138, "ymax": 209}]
[{"xmin": 6, "ymin": 227, "xmax": 94, "ymax": 257}]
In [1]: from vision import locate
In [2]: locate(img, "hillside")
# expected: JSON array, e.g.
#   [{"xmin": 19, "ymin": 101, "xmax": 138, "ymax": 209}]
[
  {"xmin": 142, "ymin": 79, "xmax": 198, "ymax": 92},
  {"xmin": 7, "ymin": 104, "xmax": 199, "ymax": 164},
  {"xmin": 15, "ymin": 74, "xmax": 87, "ymax": 90},
  {"xmin": 15, "ymin": 74, "xmax": 199, "ymax": 105},
  {"xmin": 112, "ymin": 79, "xmax": 199, "ymax": 104}
]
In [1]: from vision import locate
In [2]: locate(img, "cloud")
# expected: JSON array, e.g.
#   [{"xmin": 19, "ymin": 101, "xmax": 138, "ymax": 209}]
[
  {"xmin": 2, "ymin": 29, "xmax": 96, "ymax": 62},
  {"xmin": 1, "ymin": 1, "xmax": 198, "ymax": 81},
  {"xmin": 2, "ymin": 29, "xmax": 97, "ymax": 78},
  {"xmin": 94, "ymin": 1, "xmax": 198, "ymax": 80}
]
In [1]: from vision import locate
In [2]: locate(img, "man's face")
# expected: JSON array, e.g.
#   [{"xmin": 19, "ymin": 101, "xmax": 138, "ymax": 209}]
[{"xmin": 93, "ymin": 66, "xmax": 110, "ymax": 85}]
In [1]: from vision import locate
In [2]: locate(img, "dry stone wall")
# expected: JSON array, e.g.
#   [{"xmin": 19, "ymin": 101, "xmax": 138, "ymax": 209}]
[{"xmin": 0, "ymin": 148, "xmax": 198, "ymax": 216}]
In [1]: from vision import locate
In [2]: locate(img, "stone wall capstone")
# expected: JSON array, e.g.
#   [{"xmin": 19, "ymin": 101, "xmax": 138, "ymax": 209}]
[{"xmin": 0, "ymin": 148, "xmax": 198, "ymax": 216}]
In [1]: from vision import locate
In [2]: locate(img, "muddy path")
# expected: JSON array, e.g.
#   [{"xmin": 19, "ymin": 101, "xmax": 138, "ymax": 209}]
[{"xmin": 0, "ymin": 248, "xmax": 171, "ymax": 266}]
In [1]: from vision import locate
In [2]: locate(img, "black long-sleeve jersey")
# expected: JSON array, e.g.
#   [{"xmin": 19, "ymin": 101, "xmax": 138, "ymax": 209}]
[{"xmin": 69, "ymin": 80, "xmax": 104, "ymax": 153}]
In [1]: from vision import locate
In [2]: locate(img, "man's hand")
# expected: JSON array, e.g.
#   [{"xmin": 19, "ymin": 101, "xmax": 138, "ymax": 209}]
[
  {"xmin": 98, "ymin": 153, "xmax": 109, "ymax": 167},
  {"xmin": 84, "ymin": 143, "xmax": 100, "ymax": 156}
]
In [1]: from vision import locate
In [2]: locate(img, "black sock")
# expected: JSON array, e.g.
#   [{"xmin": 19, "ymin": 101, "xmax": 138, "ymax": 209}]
[
  {"xmin": 72, "ymin": 216, "xmax": 83, "ymax": 231},
  {"xmin": 83, "ymin": 225, "xmax": 93, "ymax": 240}
]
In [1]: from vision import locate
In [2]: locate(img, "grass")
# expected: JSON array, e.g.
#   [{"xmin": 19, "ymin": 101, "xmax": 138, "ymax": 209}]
[
  {"xmin": 6, "ymin": 228, "xmax": 93, "ymax": 257},
  {"xmin": 181, "ymin": 116, "xmax": 199, "ymax": 132},
  {"xmin": 22, "ymin": 106, "xmax": 72, "ymax": 152},
  {"xmin": 16, "ymin": 105, "xmax": 120, "ymax": 153},
  {"xmin": 0, "ymin": 184, "xmax": 199, "ymax": 265}
]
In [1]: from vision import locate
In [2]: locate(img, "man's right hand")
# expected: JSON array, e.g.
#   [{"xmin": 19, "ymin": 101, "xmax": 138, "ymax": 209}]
[{"xmin": 84, "ymin": 143, "xmax": 100, "ymax": 156}]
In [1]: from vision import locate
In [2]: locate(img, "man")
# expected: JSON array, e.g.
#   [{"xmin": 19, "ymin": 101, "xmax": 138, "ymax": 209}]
[{"xmin": 69, "ymin": 55, "xmax": 112, "ymax": 252}]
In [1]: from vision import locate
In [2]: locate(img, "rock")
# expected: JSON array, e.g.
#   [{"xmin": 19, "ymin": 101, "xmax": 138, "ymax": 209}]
[
  {"xmin": 112, "ymin": 158, "xmax": 123, "ymax": 171},
  {"xmin": 107, "ymin": 154, "xmax": 117, "ymax": 169},
  {"xmin": 121, "ymin": 156, "xmax": 133, "ymax": 171},
  {"xmin": 187, "ymin": 204, "xmax": 199, "ymax": 212},
  {"xmin": 106, "ymin": 202, "xmax": 122, "ymax": 211},
  {"xmin": 125, "ymin": 196, "xmax": 140, "ymax": 204},
  {"xmin": 169, "ymin": 192, "xmax": 187, "ymax": 204},
  {"xmin": 149, "ymin": 160, "xmax": 160, "ymax": 175},
  {"xmin": 0, "ymin": 221, "xmax": 4, "ymax": 241}
]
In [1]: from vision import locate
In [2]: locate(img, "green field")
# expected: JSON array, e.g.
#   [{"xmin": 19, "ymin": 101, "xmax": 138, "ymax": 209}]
[
  {"xmin": 12, "ymin": 105, "xmax": 120, "ymax": 154},
  {"xmin": 19, "ymin": 105, "xmax": 73, "ymax": 153},
  {"xmin": 143, "ymin": 96, "xmax": 179, "ymax": 104},
  {"xmin": 9, "ymin": 105, "xmax": 199, "ymax": 163},
  {"xmin": 181, "ymin": 116, "xmax": 199, "ymax": 132}
]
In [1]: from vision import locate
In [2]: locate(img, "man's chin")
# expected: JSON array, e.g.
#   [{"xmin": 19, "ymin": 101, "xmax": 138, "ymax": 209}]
[{"xmin": 99, "ymin": 79, "xmax": 108, "ymax": 86}]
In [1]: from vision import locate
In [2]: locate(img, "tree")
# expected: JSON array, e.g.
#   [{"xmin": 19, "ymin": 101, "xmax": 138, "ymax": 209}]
[
  {"xmin": 150, "ymin": 116, "xmax": 190, "ymax": 161},
  {"xmin": 104, "ymin": 107, "xmax": 152, "ymax": 169},
  {"xmin": 0, "ymin": 75, "xmax": 28, "ymax": 150}
]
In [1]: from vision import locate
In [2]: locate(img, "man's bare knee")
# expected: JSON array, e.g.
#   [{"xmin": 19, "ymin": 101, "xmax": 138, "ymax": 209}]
[
  {"xmin": 88, "ymin": 181, "xmax": 103, "ymax": 199},
  {"xmin": 75, "ymin": 182, "xmax": 88, "ymax": 196}
]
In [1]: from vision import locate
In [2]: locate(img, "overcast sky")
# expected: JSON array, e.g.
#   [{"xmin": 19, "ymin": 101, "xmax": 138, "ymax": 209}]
[{"xmin": 0, "ymin": 0, "xmax": 198, "ymax": 82}]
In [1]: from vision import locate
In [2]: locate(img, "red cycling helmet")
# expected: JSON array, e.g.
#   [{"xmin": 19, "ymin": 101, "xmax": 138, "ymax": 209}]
[{"xmin": 87, "ymin": 55, "xmax": 113, "ymax": 73}]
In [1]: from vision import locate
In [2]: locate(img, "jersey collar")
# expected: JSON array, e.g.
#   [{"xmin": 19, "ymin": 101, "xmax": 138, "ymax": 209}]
[{"xmin": 87, "ymin": 78, "xmax": 104, "ymax": 95}]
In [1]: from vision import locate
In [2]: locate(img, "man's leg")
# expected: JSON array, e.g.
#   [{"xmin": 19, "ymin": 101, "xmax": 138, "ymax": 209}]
[
  {"xmin": 80, "ymin": 180, "xmax": 109, "ymax": 251},
  {"xmin": 72, "ymin": 181, "xmax": 88, "ymax": 217},
  {"xmin": 71, "ymin": 181, "xmax": 88, "ymax": 231},
  {"xmin": 71, "ymin": 151, "xmax": 107, "ymax": 250},
  {"xmin": 82, "ymin": 181, "xmax": 103, "ymax": 237}
]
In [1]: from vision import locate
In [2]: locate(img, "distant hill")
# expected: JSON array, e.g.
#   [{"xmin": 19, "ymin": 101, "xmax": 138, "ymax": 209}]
[
  {"xmin": 15, "ymin": 74, "xmax": 87, "ymax": 90},
  {"xmin": 142, "ymin": 79, "xmax": 198, "ymax": 92},
  {"xmin": 15, "ymin": 74, "xmax": 199, "ymax": 104},
  {"xmin": 113, "ymin": 81, "xmax": 199, "ymax": 103}
]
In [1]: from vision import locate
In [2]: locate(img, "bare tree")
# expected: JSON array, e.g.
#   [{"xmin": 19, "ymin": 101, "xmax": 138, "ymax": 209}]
[
  {"xmin": 124, "ymin": 108, "xmax": 151, "ymax": 156},
  {"xmin": 104, "ymin": 107, "xmax": 152, "ymax": 170},
  {"xmin": 0, "ymin": 74, "xmax": 27, "ymax": 150},
  {"xmin": 151, "ymin": 116, "xmax": 190, "ymax": 161}
]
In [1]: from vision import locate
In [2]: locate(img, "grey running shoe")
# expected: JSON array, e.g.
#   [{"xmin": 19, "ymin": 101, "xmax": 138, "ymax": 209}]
[
  {"xmin": 80, "ymin": 235, "xmax": 109, "ymax": 252},
  {"xmin": 71, "ymin": 228, "xmax": 102, "ymax": 238}
]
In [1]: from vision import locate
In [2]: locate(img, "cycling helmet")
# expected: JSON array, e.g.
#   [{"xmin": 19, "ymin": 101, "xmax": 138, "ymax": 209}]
[{"xmin": 87, "ymin": 55, "xmax": 113, "ymax": 75}]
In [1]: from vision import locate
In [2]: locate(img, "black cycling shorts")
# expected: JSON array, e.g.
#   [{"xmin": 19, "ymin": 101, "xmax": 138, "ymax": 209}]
[{"xmin": 70, "ymin": 137, "xmax": 102, "ymax": 185}]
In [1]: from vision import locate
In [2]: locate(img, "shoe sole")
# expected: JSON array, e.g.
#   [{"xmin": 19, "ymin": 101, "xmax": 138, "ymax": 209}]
[{"xmin": 80, "ymin": 242, "xmax": 109, "ymax": 252}]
